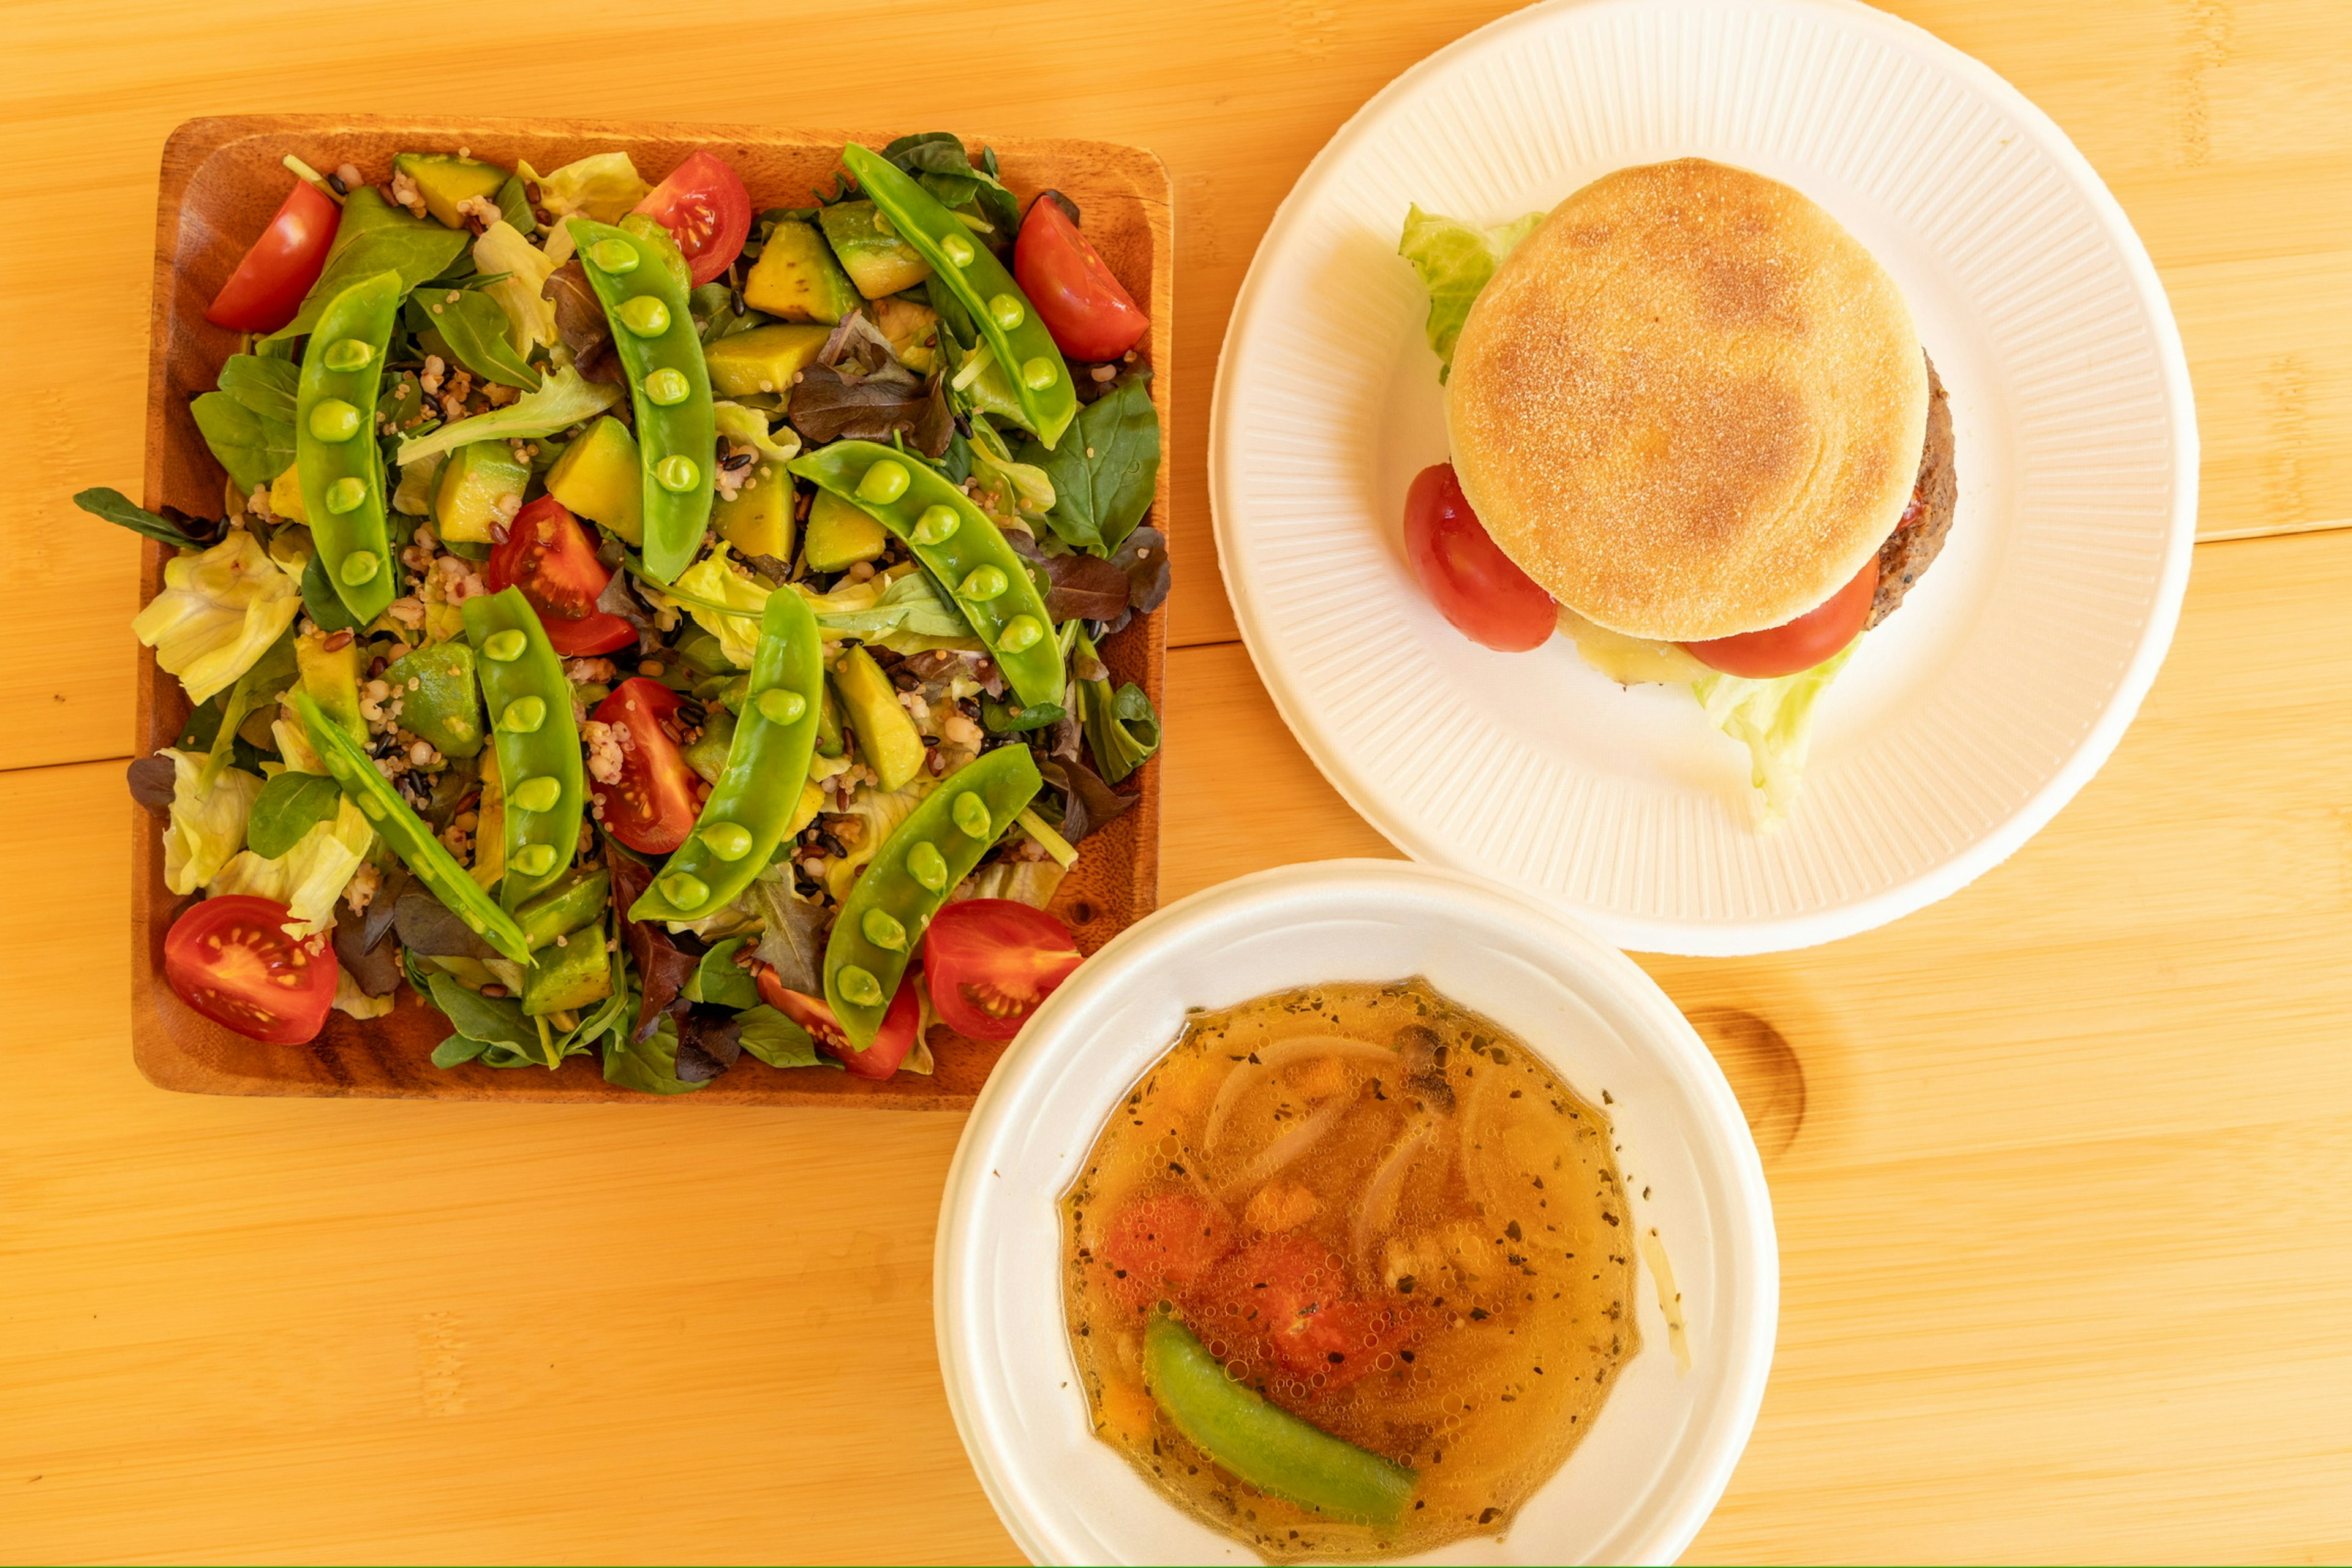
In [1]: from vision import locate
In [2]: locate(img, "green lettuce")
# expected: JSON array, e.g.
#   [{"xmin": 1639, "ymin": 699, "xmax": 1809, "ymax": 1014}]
[
  {"xmin": 1397, "ymin": 204, "xmax": 1545, "ymax": 381},
  {"xmin": 393, "ymin": 364, "xmax": 622, "ymax": 464},
  {"xmin": 473, "ymin": 219, "xmax": 560, "ymax": 352},
  {"xmin": 159, "ymin": 748, "xmax": 265, "ymax": 895},
  {"xmin": 666, "ymin": 546, "xmax": 772, "ymax": 666},
  {"xmin": 206, "ymin": 796, "xmax": 375, "ymax": 936},
  {"xmin": 130, "ymin": 529, "xmax": 303, "ymax": 705},
  {"xmin": 1692, "ymin": 643, "xmax": 1858, "ymax": 824}
]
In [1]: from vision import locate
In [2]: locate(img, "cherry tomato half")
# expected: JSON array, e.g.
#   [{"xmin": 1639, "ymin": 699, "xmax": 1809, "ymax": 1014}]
[
  {"xmin": 588, "ymin": 678, "xmax": 705, "ymax": 856},
  {"xmin": 206, "ymin": 179, "xmax": 341, "ymax": 334},
  {"xmin": 1681, "ymin": 556, "xmax": 1877, "ymax": 679},
  {"xmin": 755, "ymin": 965, "xmax": 924, "ymax": 1080},
  {"xmin": 1098, "ymin": 1191, "xmax": 1235, "ymax": 1311},
  {"xmin": 1403, "ymin": 463, "xmax": 1556, "ymax": 652},
  {"xmin": 1187, "ymin": 1233, "xmax": 1420, "ymax": 1393},
  {"xmin": 1013, "ymin": 194, "xmax": 1150, "ymax": 362},
  {"xmin": 633, "ymin": 149, "xmax": 752, "ymax": 288},
  {"xmin": 485, "ymin": 496, "xmax": 638, "ymax": 657},
  {"xmin": 162, "ymin": 894, "xmax": 339, "ymax": 1044},
  {"xmin": 922, "ymin": 899, "xmax": 1083, "ymax": 1042}
]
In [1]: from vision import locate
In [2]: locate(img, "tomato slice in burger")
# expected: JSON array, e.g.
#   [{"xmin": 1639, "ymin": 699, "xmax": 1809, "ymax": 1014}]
[
  {"xmin": 1402, "ymin": 463, "xmax": 1556, "ymax": 653},
  {"xmin": 589, "ymin": 678, "xmax": 705, "ymax": 855},
  {"xmin": 755, "ymin": 966, "xmax": 923, "ymax": 1080},
  {"xmin": 162, "ymin": 894, "xmax": 339, "ymax": 1044},
  {"xmin": 923, "ymin": 899, "xmax": 1083, "ymax": 1041},
  {"xmin": 206, "ymin": 179, "xmax": 341, "ymax": 334},
  {"xmin": 1013, "ymin": 194, "xmax": 1150, "ymax": 362},
  {"xmin": 632, "ymin": 149, "xmax": 752, "ymax": 288},
  {"xmin": 1681, "ymin": 556, "xmax": 1877, "ymax": 679},
  {"xmin": 486, "ymin": 496, "xmax": 638, "ymax": 657}
]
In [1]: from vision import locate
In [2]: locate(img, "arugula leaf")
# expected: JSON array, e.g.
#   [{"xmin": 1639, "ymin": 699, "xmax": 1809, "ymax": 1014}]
[
  {"xmin": 1017, "ymin": 370, "xmax": 1159, "ymax": 555},
  {"xmin": 1071, "ymin": 625, "xmax": 1160, "ymax": 783},
  {"xmin": 422, "ymin": 971, "xmax": 537, "ymax": 1052},
  {"xmin": 684, "ymin": 936, "xmax": 762, "ymax": 1011},
  {"xmin": 394, "ymin": 364, "xmax": 621, "ymax": 464},
  {"xmin": 190, "ymin": 391, "xmax": 295, "ymax": 494},
  {"xmin": 601, "ymin": 1013, "xmax": 706, "ymax": 1095},
  {"xmin": 494, "ymin": 174, "xmax": 537, "ymax": 238},
  {"xmin": 734, "ymin": 1004, "xmax": 820, "ymax": 1069},
  {"xmin": 269, "ymin": 187, "xmax": 470, "ymax": 343},
  {"xmin": 409, "ymin": 288, "xmax": 540, "ymax": 390},
  {"xmin": 216, "ymin": 353, "xmax": 301, "ymax": 425},
  {"xmin": 71, "ymin": 488, "xmax": 225, "ymax": 549},
  {"xmin": 245, "ymin": 769, "xmax": 344, "ymax": 858}
]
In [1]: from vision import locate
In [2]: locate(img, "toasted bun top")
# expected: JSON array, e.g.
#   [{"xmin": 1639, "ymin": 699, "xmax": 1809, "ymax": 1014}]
[{"xmin": 1446, "ymin": 158, "xmax": 1928, "ymax": 641}]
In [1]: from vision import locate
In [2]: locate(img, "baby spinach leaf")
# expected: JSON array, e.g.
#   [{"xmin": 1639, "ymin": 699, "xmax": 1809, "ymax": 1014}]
[
  {"xmin": 684, "ymin": 936, "xmax": 761, "ymax": 1011},
  {"xmin": 190, "ymin": 391, "xmax": 295, "ymax": 494},
  {"xmin": 71, "ymin": 487, "xmax": 225, "ymax": 549},
  {"xmin": 431, "ymin": 1035, "xmax": 490, "ymax": 1068},
  {"xmin": 981, "ymin": 697, "xmax": 1067, "ymax": 734},
  {"xmin": 1017, "ymin": 369, "xmax": 1159, "ymax": 556},
  {"xmin": 216, "ymin": 353, "xmax": 301, "ymax": 425},
  {"xmin": 601, "ymin": 1013, "xmax": 706, "ymax": 1095},
  {"xmin": 246, "ymin": 769, "xmax": 344, "ymax": 858},
  {"xmin": 409, "ymin": 288, "xmax": 540, "ymax": 390},
  {"xmin": 300, "ymin": 549, "xmax": 365, "ymax": 634},
  {"xmin": 270, "ymin": 188, "xmax": 470, "ymax": 343},
  {"xmin": 1071, "ymin": 625, "xmax": 1160, "ymax": 784},
  {"xmin": 423, "ymin": 971, "xmax": 535, "ymax": 1052},
  {"xmin": 496, "ymin": 174, "xmax": 537, "ymax": 238},
  {"xmin": 734, "ymin": 1004, "xmax": 820, "ymax": 1069}
]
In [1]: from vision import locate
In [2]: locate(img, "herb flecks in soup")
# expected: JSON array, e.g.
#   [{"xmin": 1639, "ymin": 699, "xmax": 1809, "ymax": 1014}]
[{"xmin": 1060, "ymin": 978, "xmax": 1638, "ymax": 1562}]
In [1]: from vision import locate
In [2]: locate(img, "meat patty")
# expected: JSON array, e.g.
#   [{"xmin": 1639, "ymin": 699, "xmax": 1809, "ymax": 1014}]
[{"xmin": 1868, "ymin": 353, "xmax": 1956, "ymax": 628}]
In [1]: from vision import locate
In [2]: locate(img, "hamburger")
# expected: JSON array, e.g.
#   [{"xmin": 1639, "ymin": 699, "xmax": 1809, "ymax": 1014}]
[{"xmin": 1399, "ymin": 158, "xmax": 1956, "ymax": 818}]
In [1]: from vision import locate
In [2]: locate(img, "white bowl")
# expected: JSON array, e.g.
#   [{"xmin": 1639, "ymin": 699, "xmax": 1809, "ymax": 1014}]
[{"xmin": 935, "ymin": 861, "xmax": 1777, "ymax": 1564}]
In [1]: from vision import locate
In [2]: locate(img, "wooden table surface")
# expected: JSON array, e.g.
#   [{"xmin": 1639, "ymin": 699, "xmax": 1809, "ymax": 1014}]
[{"xmin": 6, "ymin": 1, "xmax": 2350, "ymax": 1562}]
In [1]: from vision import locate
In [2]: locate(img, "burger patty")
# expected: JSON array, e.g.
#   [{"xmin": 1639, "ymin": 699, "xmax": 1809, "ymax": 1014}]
[{"xmin": 1868, "ymin": 353, "xmax": 1956, "ymax": 628}]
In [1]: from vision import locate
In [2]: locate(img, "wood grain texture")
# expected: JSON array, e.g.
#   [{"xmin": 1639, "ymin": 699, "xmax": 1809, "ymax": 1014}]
[
  {"xmin": 6, "ymin": 1, "xmax": 2352, "ymax": 1564},
  {"xmin": 125, "ymin": 116, "xmax": 1168, "ymax": 1108}
]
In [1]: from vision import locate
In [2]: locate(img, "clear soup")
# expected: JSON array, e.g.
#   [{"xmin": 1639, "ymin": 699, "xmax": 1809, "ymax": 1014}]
[{"xmin": 1060, "ymin": 978, "xmax": 1638, "ymax": 1562}]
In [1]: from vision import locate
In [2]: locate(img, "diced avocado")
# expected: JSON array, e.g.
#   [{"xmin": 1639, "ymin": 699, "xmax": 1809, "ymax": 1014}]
[
  {"xmin": 804, "ymin": 489, "xmax": 889, "ymax": 572},
  {"xmin": 394, "ymin": 153, "xmax": 510, "ymax": 228},
  {"xmin": 675, "ymin": 628, "xmax": 734, "ymax": 677},
  {"xmin": 434, "ymin": 439, "xmax": 528, "ymax": 544},
  {"xmin": 270, "ymin": 462, "xmax": 307, "ymax": 524},
  {"xmin": 296, "ymin": 629, "xmax": 366, "ymax": 743},
  {"xmin": 788, "ymin": 778, "xmax": 824, "ymax": 836},
  {"xmin": 712, "ymin": 403, "xmax": 794, "ymax": 560},
  {"xmin": 470, "ymin": 747, "xmax": 505, "ymax": 889},
  {"xmin": 432, "ymin": 956, "xmax": 501, "ymax": 990},
  {"xmin": 815, "ymin": 677, "xmax": 845, "ymax": 758},
  {"xmin": 819, "ymin": 201, "xmax": 933, "ymax": 298},
  {"xmin": 516, "ymin": 866, "xmax": 610, "ymax": 951},
  {"xmin": 684, "ymin": 705, "xmax": 736, "ymax": 785},
  {"xmin": 543, "ymin": 416, "xmax": 643, "ymax": 545},
  {"xmin": 521, "ymin": 929, "xmax": 613, "ymax": 1016},
  {"xmin": 832, "ymin": 644, "xmax": 925, "ymax": 791},
  {"xmin": 742, "ymin": 221, "xmax": 861, "ymax": 325},
  {"xmin": 382, "ymin": 641, "xmax": 484, "ymax": 760},
  {"xmin": 704, "ymin": 323, "xmax": 832, "ymax": 398}
]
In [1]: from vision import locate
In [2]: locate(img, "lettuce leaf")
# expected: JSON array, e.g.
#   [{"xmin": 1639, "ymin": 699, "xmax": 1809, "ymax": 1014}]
[
  {"xmin": 393, "ymin": 364, "xmax": 622, "ymax": 464},
  {"xmin": 130, "ymin": 529, "xmax": 303, "ymax": 705},
  {"xmin": 667, "ymin": 546, "xmax": 772, "ymax": 667},
  {"xmin": 206, "ymin": 796, "xmax": 375, "ymax": 936},
  {"xmin": 519, "ymin": 153, "xmax": 650, "ymax": 225},
  {"xmin": 1692, "ymin": 643, "xmax": 1858, "ymax": 824},
  {"xmin": 473, "ymin": 219, "xmax": 560, "ymax": 352},
  {"xmin": 159, "ymin": 748, "xmax": 265, "ymax": 895},
  {"xmin": 1397, "ymin": 204, "xmax": 1545, "ymax": 382}
]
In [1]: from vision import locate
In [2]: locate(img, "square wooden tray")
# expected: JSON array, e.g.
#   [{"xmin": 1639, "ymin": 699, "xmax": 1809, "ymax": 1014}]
[{"xmin": 131, "ymin": 115, "xmax": 1170, "ymax": 1106}]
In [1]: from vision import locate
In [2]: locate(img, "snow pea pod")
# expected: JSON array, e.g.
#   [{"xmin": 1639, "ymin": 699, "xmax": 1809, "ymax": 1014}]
[
  {"xmin": 292, "ymin": 690, "xmax": 533, "ymax": 966},
  {"xmin": 1144, "ymin": 1313, "xmax": 1417, "ymax": 1526},
  {"xmin": 628, "ymin": 587, "xmax": 823, "ymax": 923},
  {"xmin": 567, "ymin": 217, "xmax": 714, "ymax": 584},
  {"xmin": 839, "ymin": 145, "xmax": 1076, "ymax": 450},
  {"xmin": 788, "ymin": 440, "xmax": 1066, "ymax": 710},
  {"xmin": 295, "ymin": 269, "xmax": 402, "ymax": 624},
  {"xmin": 462, "ymin": 587, "xmax": 585, "ymax": 911},
  {"xmin": 824, "ymin": 743, "xmax": 1041, "ymax": 1050}
]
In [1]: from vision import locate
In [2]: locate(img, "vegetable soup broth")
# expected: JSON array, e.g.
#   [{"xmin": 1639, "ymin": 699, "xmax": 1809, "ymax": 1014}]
[{"xmin": 1061, "ymin": 979, "xmax": 1638, "ymax": 1561}]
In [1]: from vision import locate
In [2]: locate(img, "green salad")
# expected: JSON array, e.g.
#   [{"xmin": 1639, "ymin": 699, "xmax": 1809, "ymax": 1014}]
[{"xmin": 86, "ymin": 134, "xmax": 1163, "ymax": 1091}]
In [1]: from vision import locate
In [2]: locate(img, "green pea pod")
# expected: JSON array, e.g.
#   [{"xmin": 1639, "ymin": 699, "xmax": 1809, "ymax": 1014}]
[
  {"xmin": 462, "ymin": 588, "xmax": 585, "ymax": 911},
  {"xmin": 292, "ymin": 690, "xmax": 533, "ymax": 966},
  {"xmin": 824, "ymin": 744, "xmax": 1042, "ymax": 1049},
  {"xmin": 840, "ymin": 145, "xmax": 1076, "ymax": 450},
  {"xmin": 628, "ymin": 587, "xmax": 823, "ymax": 923},
  {"xmin": 1144, "ymin": 1313, "xmax": 1417, "ymax": 1527},
  {"xmin": 788, "ymin": 440, "xmax": 1066, "ymax": 709},
  {"xmin": 567, "ymin": 217, "xmax": 714, "ymax": 584},
  {"xmin": 295, "ymin": 269, "xmax": 402, "ymax": 624}
]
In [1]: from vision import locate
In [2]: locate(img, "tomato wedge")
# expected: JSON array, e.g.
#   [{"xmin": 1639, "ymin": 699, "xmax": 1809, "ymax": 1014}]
[
  {"xmin": 1187, "ymin": 1234, "xmax": 1419, "ymax": 1394},
  {"xmin": 1013, "ymin": 194, "xmax": 1150, "ymax": 361},
  {"xmin": 485, "ymin": 496, "xmax": 638, "ymax": 657},
  {"xmin": 633, "ymin": 149, "xmax": 752, "ymax": 288},
  {"xmin": 755, "ymin": 965, "xmax": 923, "ymax": 1080},
  {"xmin": 923, "ymin": 899, "xmax": 1083, "ymax": 1041},
  {"xmin": 1099, "ymin": 1191, "xmax": 1235, "ymax": 1310},
  {"xmin": 206, "ymin": 179, "xmax": 341, "ymax": 333},
  {"xmin": 162, "ymin": 894, "xmax": 339, "ymax": 1044},
  {"xmin": 588, "ymin": 679, "xmax": 704, "ymax": 855},
  {"xmin": 1681, "ymin": 556, "xmax": 1877, "ymax": 679},
  {"xmin": 1403, "ymin": 463, "xmax": 1556, "ymax": 653}
]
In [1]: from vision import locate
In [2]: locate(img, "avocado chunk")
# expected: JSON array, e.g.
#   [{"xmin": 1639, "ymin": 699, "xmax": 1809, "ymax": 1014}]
[
  {"xmin": 804, "ymin": 489, "xmax": 889, "ymax": 572},
  {"xmin": 819, "ymin": 201, "xmax": 933, "ymax": 298},
  {"xmin": 270, "ymin": 462, "xmax": 307, "ymax": 524},
  {"xmin": 788, "ymin": 778, "xmax": 824, "ymax": 836},
  {"xmin": 684, "ymin": 705, "xmax": 736, "ymax": 785},
  {"xmin": 712, "ymin": 402, "xmax": 794, "ymax": 560},
  {"xmin": 542, "ymin": 415, "xmax": 643, "ymax": 545},
  {"xmin": 516, "ymin": 865, "xmax": 610, "ymax": 951},
  {"xmin": 470, "ymin": 748, "xmax": 504, "ymax": 889},
  {"xmin": 382, "ymin": 641, "xmax": 485, "ymax": 760},
  {"xmin": 434, "ymin": 439, "xmax": 528, "ymax": 544},
  {"xmin": 815, "ymin": 676, "xmax": 845, "ymax": 758},
  {"xmin": 393, "ymin": 153, "xmax": 510, "ymax": 228},
  {"xmin": 521, "ymin": 927, "xmax": 613, "ymax": 1016},
  {"xmin": 704, "ymin": 323, "xmax": 832, "ymax": 398},
  {"xmin": 296, "ymin": 629, "xmax": 367, "ymax": 743},
  {"xmin": 742, "ymin": 221, "xmax": 861, "ymax": 325},
  {"xmin": 832, "ymin": 644, "xmax": 925, "ymax": 791}
]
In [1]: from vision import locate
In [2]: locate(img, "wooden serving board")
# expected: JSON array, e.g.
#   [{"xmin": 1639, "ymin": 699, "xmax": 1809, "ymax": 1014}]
[{"xmin": 129, "ymin": 116, "xmax": 1172, "ymax": 1106}]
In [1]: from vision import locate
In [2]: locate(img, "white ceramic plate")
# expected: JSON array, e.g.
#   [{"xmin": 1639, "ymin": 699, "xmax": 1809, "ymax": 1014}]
[
  {"xmin": 936, "ymin": 861, "xmax": 1776, "ymax": 1564},
  {"xmin": 1210, "ymin": 0, "xmax": 2196, "ymax": 956}
]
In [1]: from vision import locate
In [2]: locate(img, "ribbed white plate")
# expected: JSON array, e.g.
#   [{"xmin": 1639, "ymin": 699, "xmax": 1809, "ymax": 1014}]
[{"xmin": 1210, "ymin": 0, "xmax": 2197, "ymax": 956}]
